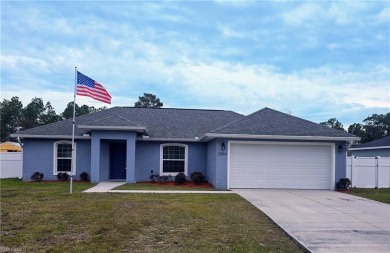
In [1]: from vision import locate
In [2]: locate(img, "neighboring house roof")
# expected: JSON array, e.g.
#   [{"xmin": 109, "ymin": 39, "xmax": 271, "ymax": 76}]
[
  {"xmin": 203, "ymin": 108, "xmax": 358, "ymax": 141},
  {"xmin": 349, "ymin": 136, "xmax": 390, "ymax": 150},
  {"xmin": 12, "ymin": 107, "xmax": 244, "ymax": 140},
  {"xmin": 11, "ymin": 107, "xmax": 359, "ymax": 141},
  {"xmin": 0, "ymin": 141, "xmax": 22, "ymax": 152}
]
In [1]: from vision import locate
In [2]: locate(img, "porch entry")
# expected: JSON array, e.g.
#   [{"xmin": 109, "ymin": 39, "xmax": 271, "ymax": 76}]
[{"xmin": 109, "ymin": 142, "xmax": 127, "ymax": 180}]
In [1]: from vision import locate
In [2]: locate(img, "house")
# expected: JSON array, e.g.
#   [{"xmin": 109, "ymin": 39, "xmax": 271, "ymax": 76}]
[
  {"xmin": 349, "ymin": 136, "xmax": 390, "ymax": 157},
  {"xmin": 0, "ymin": 142, "xmax": 22, "ymax": 152},
  {"xmin": 11, "ymin": 107, "xmax": 359, "ymax": 190}
]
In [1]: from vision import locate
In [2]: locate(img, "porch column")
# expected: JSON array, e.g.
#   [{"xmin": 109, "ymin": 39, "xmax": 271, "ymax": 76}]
[
  {"xmin": 126, "ymin": 133, "xmax": 136, "ymax": 183},
  {"xmin": 90, "ymin": 136, "xmax": 100, "ymax": 183}
]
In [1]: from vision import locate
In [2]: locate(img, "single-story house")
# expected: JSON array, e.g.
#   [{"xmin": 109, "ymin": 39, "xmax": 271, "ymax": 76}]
[
  {"xmin": 0, "ymin": 141, "xmax": 22, "ymax": 152},
  {"xmin": 349, "ymin": 136, "xmax": 390, "ymax": 157},
  {"xmin": 11, "ymin": 107, "xmax": 359, "ymax": 190}
]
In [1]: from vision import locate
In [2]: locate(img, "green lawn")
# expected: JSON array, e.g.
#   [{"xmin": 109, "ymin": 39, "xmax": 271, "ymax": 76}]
[
  {"xmin": 349, "ymin": 188, "xmax": 390, "ymax": 204},
  {"xmin": 0, "ymin": 179, "xmax": 304, "ymax": 253},
  {"xmin": 115, "ymin": 182, "xmax": 220, "ymax": 191}
]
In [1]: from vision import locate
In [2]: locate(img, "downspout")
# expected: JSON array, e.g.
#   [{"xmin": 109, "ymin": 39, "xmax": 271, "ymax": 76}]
[{"xmin": 17, "ymin": 137, "xmax": 23, "ymax": 148}]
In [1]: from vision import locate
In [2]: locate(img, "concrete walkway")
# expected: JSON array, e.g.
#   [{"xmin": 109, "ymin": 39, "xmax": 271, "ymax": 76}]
[
  {"xmin": 234, "ymin": 189, "xmax": 390, "ymax": 253},
  {"xmin": 83, "ymin": 182, "xmax": 232, "ymax": 194},
  {"xmin": 83, "ymin": 181, "xmax": 126, "ymax": 192}
]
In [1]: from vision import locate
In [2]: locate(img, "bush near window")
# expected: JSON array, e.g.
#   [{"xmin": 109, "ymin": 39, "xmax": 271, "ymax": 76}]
[
  {"xmin": 149, "ymin": 174, "xmax": 172, "ymax": 183},
  {"xmin": 191, "ymin": 172, "xmax": 206, "ymax": 185},
  {"xmin": 57, "ymin": 173, "xmax": 69, "ymax": 181},
  {"xmin": 174, "ymin": 173, "xmax": 186, "ymax": 185},
  {"xmin": 31, "ymin": 172, "xmax": 44, "ymax": 181},
  {"xmin": 150, "ymin": 174, "xmax": 159, "ymax": 183},
  {"xmin": 80, "ymin": 172, "xmax": 89, "ymax": 181}
]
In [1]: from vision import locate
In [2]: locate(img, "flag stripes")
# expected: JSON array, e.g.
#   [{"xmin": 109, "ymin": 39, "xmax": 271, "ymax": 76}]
[{"xmin": 76, "ymin": 71, "xmax": 111, "ymax": 104}]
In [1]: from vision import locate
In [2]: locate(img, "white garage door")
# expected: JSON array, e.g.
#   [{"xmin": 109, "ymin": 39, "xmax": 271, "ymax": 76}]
[{"xmin": 229, "ymin": 142, "xmax": 333, "ymax": 189}]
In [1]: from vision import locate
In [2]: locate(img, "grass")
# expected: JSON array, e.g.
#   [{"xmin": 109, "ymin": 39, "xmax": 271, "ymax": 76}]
[
  {"xmin": 0, "ymin": 178, "xmax": 304, "ymax": 253},
  {"xmin": 114, "ymin": 182, "xmax": 219, "ymax": 191},
  {"xmin": 349, "ymin": 188, "xmax": 390, "ymax": 204}
]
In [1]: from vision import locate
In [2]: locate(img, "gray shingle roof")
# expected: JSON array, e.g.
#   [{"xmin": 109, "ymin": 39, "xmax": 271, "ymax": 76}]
[
  {"xmin": 13, "ymin": 107, "xmax": 358, "ymax": 140},
  {"xmin": 209, "ymin": 108, "xmax": 356, "ymax": 138},
  {"xmin": 14, "ymin": 107, "xmax": 244, "ymax": 139},
  {"xmin": 81, "ymin": 115, "xmax": 141, "ymax": 127},
  {"xmin": 350, "ymin": 136, "xmax": 390, "ymax": 149}
]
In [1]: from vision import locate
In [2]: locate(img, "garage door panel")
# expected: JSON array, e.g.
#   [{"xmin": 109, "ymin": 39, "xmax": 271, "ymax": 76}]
[{"xmin": 229, "ymin": 143, "xmax": 332, "ymax": 189}]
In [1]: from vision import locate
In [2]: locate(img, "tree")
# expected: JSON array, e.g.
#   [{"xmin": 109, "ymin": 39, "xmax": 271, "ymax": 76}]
[
  {"xmin": 39, "ymin": 102, "xmax": 62, "ymax": 125},
  {"xmin": 362, "ymin": 113, "xmax": 389, "ymax": 142},
  {"xmin": 134, "ymin": 93, "xmax": 163, "ymax": 108},
  {"xmin": 347, "ymin": 113, "xmax": 390, "ymax": 143},
  {"xmin": 348, "ymin": 123, "xmax": 365, "ymax": 136},
  {"xmin": 319, "ymin": 118, "xmax": 346, "ymax": 131},
  {"xmin": 383, "ymin": 112, "xmax": 390, "ymax": 136},
  {"xmin": 20, "ymin": 97, "xmax": 46, "ymax": 130},
  {"xmin": 61, "ymin": 102, "xmax": 106, "ymax": 119},
  {"xmin": 0, "ymin": 96, "xmax": 23, "ymax": 141}
]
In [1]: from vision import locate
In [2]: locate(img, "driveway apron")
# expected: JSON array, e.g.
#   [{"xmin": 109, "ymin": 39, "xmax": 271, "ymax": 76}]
[{"xmin": 234, "ymin": 189, "xmax": 390, "ymax": 253}]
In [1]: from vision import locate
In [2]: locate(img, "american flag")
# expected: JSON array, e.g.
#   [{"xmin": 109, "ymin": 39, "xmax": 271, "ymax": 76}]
[{"xmin": 76, "ymin": 71, "xmax": 111, "ymax": 104}]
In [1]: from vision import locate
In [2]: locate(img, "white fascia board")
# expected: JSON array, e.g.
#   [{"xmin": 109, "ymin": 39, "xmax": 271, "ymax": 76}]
[
  {"xmin": 10, "ymin": 134, "xmax": 91, "ymax": 140},
  {"xmin": 138, "ymin": 137, "xmax": 200, "ymax": 142},
  {"xmin": 349, "ymin": 146, "xmax": 390, "ymax": 151},
  {"xmin": 201, "ymin": 133, "xmax": 360, "ymax": 142},
  {"xmin": 78, "ymin": 125, "xmax": 146, "ymax": 132}
]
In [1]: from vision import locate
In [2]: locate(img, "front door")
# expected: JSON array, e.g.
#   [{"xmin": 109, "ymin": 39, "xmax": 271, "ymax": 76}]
[{"xmin": 110, "ymin": 143, "xmax": 126, "ymax": 180}]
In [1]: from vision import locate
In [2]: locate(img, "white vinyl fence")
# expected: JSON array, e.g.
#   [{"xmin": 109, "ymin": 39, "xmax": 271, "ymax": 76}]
[
  {"xmin": 346, "ymin": 156, "xmax": 390, "ymax": 188},
  {"xmin": 0, "ymin": 152, "xmax": 23, "ymax": 178}
]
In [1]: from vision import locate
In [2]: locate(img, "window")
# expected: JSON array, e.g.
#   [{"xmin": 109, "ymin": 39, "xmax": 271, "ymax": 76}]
[
  {"xmin": 53, "ymin": 141, "xmax": 76, "ymax": 175},
  {"xmin": 160, "ymin": 144, "xmax": 188, "ymax": 175}
]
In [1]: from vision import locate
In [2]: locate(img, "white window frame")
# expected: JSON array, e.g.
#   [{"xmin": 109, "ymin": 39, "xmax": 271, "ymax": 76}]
[
  {"xmin": 160, "ymin": 143, "xmax": 188, "ymax": 176},
  {"xmin": 53, "ymin": 141, "xmax": 76, "ymax": 176}
]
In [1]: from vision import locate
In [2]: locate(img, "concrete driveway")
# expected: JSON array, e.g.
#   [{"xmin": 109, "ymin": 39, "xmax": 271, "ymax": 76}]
[{"xmin": 234, "ymin": 189, "xmax": 390, "ymax": 253}]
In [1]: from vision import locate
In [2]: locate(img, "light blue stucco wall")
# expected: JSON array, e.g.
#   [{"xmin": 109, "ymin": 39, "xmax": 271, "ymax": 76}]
[
  {"xmin": 99, "ymin": 141, "xmax": 109, "ymax": 181},
  {"xmin": 206, "ymin": 139, "xmax": 217, "ymax": 188},
  {"xmin": 335, "ymin": 141, "xmax": 347, "ymax": 182},
  {"xmin": 22, "ymin": 136, "xmax": 206, "ymax": 183},
  {"xmin": 22, "ymin": 139, "xmax": 91, "ymax": 181},
  {"xmin": 208, "ymin": 138, "xmax": 349, "ymax": 190},
  {"xmin": 90, "ymin": 131, "xmax": 136, "ymax": 183},
  {"xmin": 206, "ymin": 139, "xmax": 229, "ymax": 189},
  {"xmin": 22, "ymin": 135, "xmax": 349, "ymax": 190},
  {"xmin": 135, "ymin": 141, "xmax": 207, "ymax": 181},
  {"xmin": 350, "ymin": 149, "xmax": 390, "ymax": 157}
]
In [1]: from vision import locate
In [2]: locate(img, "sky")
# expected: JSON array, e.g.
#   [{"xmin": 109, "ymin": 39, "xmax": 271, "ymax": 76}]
[{"xmin": 1, "ymin": 0, "xmax": 389, "ymax": 128}]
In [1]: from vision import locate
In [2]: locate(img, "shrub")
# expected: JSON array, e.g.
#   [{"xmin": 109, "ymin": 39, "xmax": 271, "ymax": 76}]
[
  {"xmin": 159, "ymin": 175, "xmax": 172, "ymax": 183},
  {"xmin": 80, "ymin": 172, "xmax": 89, "ymax": 181},
  {"xmin": 57, "ymin": 172, "xmax": 69, "ymax": 181},
  {"xmin": 174, "ymin": 173, "xmax": 186, "ymax": 185},
  {"xmin": 150, "ymin": 174, "xmax": 172, "ymax": 183},
  {"xmin": 31, "ymin": 172, "xmax": 44, "ymax": 181},
  {"xmin": 191, "ymin": 172, "xmax": 206, "ymax": 185},
  {"xmin": 336, "ymin": 178, "xmax": 351, "ymax": 191},
  {"xmin": 150, "ymin": 174, "xmax": 159, "ymax": 183}
]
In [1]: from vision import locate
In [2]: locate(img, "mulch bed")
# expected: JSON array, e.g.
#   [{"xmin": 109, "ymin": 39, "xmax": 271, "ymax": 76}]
[{"xmin": 137, "ymin": 181, "xmax": 214, "ymax": 188}]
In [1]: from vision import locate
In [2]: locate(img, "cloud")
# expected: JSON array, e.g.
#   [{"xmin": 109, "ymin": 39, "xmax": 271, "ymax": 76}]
[
  {"xmin": 1, "ymin": 55, "xmax": 49, "ymax": 72},
  {"xmin": 283, "ymin": 2, "xmax": 323, "ymax": 26},
  {"xmin": 1, "ymin": 1, "xmax": 388, "ymax": 128},
  {"xmin": 376, "ymin": 6, "xmax": 389, "ymax": 24}
]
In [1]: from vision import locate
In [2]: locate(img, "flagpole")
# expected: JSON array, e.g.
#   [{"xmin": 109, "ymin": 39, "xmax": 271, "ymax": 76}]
[{"xmin": 70, "ymin": 67, "xmax": 77, "ymax": 194}]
